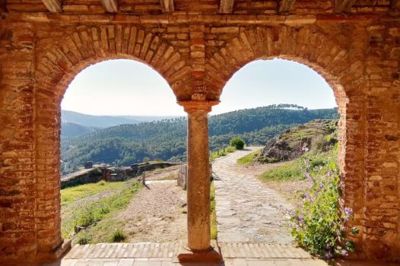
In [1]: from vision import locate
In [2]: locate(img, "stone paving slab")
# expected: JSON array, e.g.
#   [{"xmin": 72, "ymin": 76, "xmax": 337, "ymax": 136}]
[
  {"xmin": 49, "ymin": 242, "xmax": 399, "ymax": 266},
  {"xmin": 218, "ymin": 242, "xmax": 311, "ymax": 259},
  {"xmin": 212, "ymin": 149, "xmax": 294, "ymax": 244},
  {"xmin": 51, "ymin": 241, "xmax": 328, "ymax": 266}
]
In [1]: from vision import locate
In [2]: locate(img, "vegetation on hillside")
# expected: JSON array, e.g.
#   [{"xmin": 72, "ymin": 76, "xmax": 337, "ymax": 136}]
[
  {"xmin": 289, "ymin": 148, "xmax": 357, "ymax": 259},
  {"xmin": 237, "ymin": 149, "xmax": 261, "ymax": 165},
  {"xmin": 61, "ymin": 180, "xmax": 141, "ymax": 243},
  {"xmin": 257, "ymin": 119, "xmax": 338, "ymax": 163},
  {"xmin": 61, "ymin": 105, "xmax": 338, "ymax": 174},
  {"xmin": 256, "ymin": 119, "xmax": 357, "ymax": 259},
  {"xmin": 210, "ymin": 146, "xmax": 236, "ymax": 161}
]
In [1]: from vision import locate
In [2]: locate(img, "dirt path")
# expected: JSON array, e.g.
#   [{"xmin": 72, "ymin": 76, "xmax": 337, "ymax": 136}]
[
  {"xmin": 116, "ymin": 180, "xmax": 187, "ymax": 243},
  {"xmin": 213, "ymin": 147, "xmax": 294, "ymax": 244}
]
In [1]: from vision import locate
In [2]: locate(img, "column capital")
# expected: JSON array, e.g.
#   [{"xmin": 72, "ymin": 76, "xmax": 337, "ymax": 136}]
[{"xmin": 178, "ymin": 100, "xmax": 220, "ymax": 113}]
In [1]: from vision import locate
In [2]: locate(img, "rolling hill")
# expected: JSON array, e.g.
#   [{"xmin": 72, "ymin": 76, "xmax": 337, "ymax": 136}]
[
  {"xmin": 62, "ymin": 110, "xmax": 174, "ymax": 129},
  {"xmin": 61, "ymin": 122, "xmax": 98, "ymax": 138},
  {"xmin": 61, "ymin": 104, "xmax": 338, "ymax": 174}
]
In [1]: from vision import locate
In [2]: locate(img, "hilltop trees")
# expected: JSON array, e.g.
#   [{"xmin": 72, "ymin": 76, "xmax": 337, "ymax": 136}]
[{"xmin": 61, "ymin": 105, "xmax": 338, "ymax": 174}]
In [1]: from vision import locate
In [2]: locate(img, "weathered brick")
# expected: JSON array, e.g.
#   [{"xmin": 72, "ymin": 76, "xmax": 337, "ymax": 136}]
[{"xmin": 0, "ymin": 3, "xmax": 400, "ymax": 265}]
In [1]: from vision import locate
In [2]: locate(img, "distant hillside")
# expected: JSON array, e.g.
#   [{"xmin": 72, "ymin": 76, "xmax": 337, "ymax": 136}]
[
  {"xmin": 257, "ymin": 119, "xmax": 338, "ymax": 163},
  {"xmin": 61, "ymin": 122, "xmax": 97, "ymax": 138},
  {"xmin": 62, "ymin": 110, "xmax": 175, "ymax": 128},
  {"xmin": 61, "ymin": 105, "xmax": 338, "ymax": 174}
]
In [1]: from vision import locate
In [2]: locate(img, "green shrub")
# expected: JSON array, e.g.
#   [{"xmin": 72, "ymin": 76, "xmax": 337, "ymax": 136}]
[
  {"xmin": 77, "ymin": 234, "xmax": 91, "ymax": 245},
  {"xmin": 309, "ymin": 158, "xmax": 326, "ymax": 169},
  {"xmin": 290, "ymin": 152, "xmax": 358, "ymax": 259},
  {"xmin": 229, "ymin": 137, "xmax": 245, "ymax": 150},
  {"xmin": 111, "ymin": 229, "xmax": 126, "ymax": 242}
]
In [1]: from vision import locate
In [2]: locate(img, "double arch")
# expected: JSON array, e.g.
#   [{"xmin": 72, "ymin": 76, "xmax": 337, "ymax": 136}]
[{"xmin": 31, "ymin": 24, "xmax": 371, "ymax": 261}]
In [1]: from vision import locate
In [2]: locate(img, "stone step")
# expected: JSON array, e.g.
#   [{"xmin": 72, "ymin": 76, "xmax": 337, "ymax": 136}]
[
  {"xmin": 64, "ymin": 241, "xmax": 311, "ymax": 260},
  {"xmin": 217, "ymin": 242, "xmax": 312, "ymax": 259}
]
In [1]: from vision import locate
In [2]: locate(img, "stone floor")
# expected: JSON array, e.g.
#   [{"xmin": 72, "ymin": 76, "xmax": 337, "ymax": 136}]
[
  {"xmin": 212, "ymin": 148, "xmax": 293, "ymax": 244},
  {"xmin": 49, "ymin": 241, "xmax": 327, "ymax": 266}
]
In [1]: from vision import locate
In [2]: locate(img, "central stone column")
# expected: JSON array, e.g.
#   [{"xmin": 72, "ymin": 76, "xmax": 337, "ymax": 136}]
[{"xmin": 179, "ymin": 100, "xmax": 217, "ymax": 251}]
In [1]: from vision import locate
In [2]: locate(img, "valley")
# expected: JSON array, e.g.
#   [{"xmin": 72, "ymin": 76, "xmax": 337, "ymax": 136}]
[{"xmin": 60, "ymin": 104, "xmax": 338, "ymax": 174}]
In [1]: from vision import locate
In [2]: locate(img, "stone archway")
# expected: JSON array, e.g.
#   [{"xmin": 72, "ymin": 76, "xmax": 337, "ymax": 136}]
[
  {"xmin": 0, "ymin": 12, "xmax": 399, "ymax": 263},
  {"xmin": 30, "ymin": 25, "xmax": 192, "ymax": 262},
  {"xmin": 205, "ymin": 25, "xmax": 371, "ymax": 258}
]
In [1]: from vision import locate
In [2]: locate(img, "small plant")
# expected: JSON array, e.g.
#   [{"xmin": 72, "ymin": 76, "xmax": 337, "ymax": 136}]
[
  {"xmin": 290, "ymin": 152, "xmax": 358, "ymax": 259},
  {"xmin": 111, "ymin": 229, "xmax": 126, "ymax": 242},
  {"xmin": 229, "ymin": 137, "xmax": 245, "ymax": 150}
]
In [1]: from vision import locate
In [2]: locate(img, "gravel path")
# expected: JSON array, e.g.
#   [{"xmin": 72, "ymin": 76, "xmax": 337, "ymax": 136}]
[
  {"xmin": 213, "ymin": 147, "xmax": 294, "ymax": 244},
  {"xmin": 116, "ymin": 180, "xmax": 187, "ymax": 243}
]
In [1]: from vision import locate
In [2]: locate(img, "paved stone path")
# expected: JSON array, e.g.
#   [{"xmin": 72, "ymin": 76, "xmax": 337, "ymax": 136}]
[{"xmin": 213, "ymin": 148, "xmax": 294, "ymax": 244}]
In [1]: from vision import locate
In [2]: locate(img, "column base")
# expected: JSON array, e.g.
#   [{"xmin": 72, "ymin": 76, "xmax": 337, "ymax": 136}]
[
  {"xmin": 1, "ymin": 240, "xmax": 71, "ymax": 266},
  {"xmin": 38, "ymin": 239, "xmax": 72, "ymax": 265},
  {"xmin": 177, "ymin": 241, "xmax": 223, "ymax": 264}
]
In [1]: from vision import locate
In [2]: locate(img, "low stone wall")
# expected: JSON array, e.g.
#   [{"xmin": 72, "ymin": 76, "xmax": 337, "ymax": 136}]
[
  {"xmin": 61, "ymin": 162, "xmax": 180, "ymax": 189},
  {"xmin": 177, "ymin": 163, "xmax": 213, "ymax": 190},
  {"xmin": 60, "ymin": 168, "xmax": 104, "ymax": 189},
  {"xmin": 131, "ymin": 162, "xmax": 179, "ymax": 175},
  {"xmin": 177, "ymin": 164, "xmax": 187, "ymax": 190}
]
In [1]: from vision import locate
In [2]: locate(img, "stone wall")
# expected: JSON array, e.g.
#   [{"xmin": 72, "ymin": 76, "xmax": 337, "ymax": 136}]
[
  {"xmin": 60, "ymin": 162, "xmax": 179, "ymax": 188},
  {"xmin": 177, "ymin": 164, "xmax": 188, "ymax": 190},
  {"xmin": 0, "ymin": 2, "xmax": 399, "ymax": 264}
]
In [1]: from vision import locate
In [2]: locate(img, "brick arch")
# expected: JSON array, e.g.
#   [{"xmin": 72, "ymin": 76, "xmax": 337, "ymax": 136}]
[
  {"xmin": 206, "ymin": 26, "xmax": 368, "ymax": 256},
  {"xmin": 30, "ymin": 25, "xmax": 191, "ymax": 260},
  {"xmin": 35, "ymin": 25, "xmax": 192, "ymax": 103},
  {"xmin": 205, "ymin": 26, "xmax": 353, "ymax": 107}
]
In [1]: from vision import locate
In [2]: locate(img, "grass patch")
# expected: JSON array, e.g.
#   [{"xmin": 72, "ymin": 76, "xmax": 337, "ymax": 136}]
[
  {"xmin": 260, "ymin": 145, "xmax": 339, "ymax": 182},
  {"xmin": 61, "ymin": 180, "xmax": 125, "ymax": 206},
  {"xmin": 260, "ymin": 158, "xmax": 305, "ymax": 182},
  {"xmin": 237, "ymin": 149, "xmax": 261, "ymax": 165},
  {"xmin": 62, "ymin": 181, "xmax": 141, "ymax": 239},
  {"xmin": 77, "ymin": 233, "xmax": 91, "ymax": 245},
  {"xmin": 210, "ymin": 146, "xmax": 236, "ymax": 161},
  {"xmin": 111, "ymin": 229, "xmax": 126, "ymax": 242},
  {"xmin": 210, "ymin": 181, "xmax": 217, "ymax": 240}
]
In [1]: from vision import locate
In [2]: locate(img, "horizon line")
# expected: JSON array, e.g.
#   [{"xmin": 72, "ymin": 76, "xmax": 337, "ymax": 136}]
[{"xmin": 61, "ymin": 104, "xmax": 338, "ymax": 117}]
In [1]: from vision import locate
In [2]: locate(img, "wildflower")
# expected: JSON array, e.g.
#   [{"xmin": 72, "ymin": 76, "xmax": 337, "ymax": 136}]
[
  {"xmin": 297, "ymin": 215, "xmax": 304, "ymax": 225},
  {"xmin": 344, "ymin": 207, "xmax": 352, "ymax": 221},
  {"xmin": 324, "ymin": 250, "xmax": 334, "ymax": 259}
]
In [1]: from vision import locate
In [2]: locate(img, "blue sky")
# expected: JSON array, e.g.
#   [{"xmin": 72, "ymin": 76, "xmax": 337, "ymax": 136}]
[{"xmin": 61, "ymin": 59, "xmax": 337, "ymax": 116}]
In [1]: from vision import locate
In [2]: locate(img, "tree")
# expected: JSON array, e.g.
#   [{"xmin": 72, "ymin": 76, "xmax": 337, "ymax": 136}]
[{"xmin": 230, "ymin": 137, "xmax": 245, "ymax": 150}]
